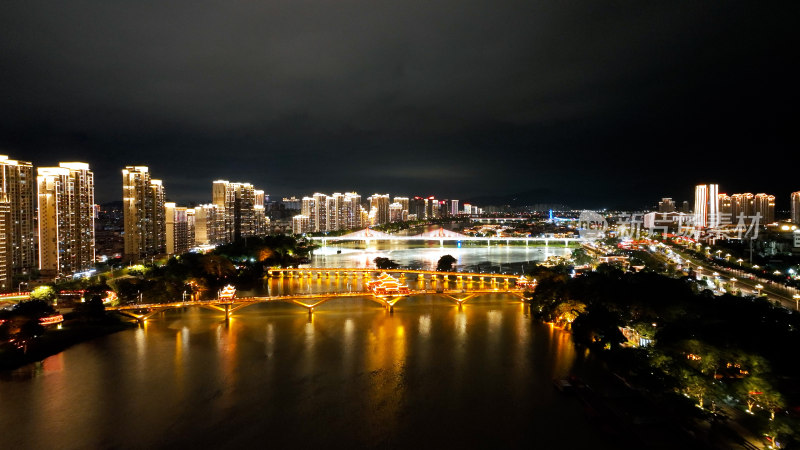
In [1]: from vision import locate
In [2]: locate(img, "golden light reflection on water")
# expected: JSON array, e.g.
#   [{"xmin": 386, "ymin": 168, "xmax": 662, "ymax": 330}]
[
  {"xmin": 135, "ymin": 323, "xmax": 147, "ymax": 368},
  {"xmin": 418, "ymin": 314, "xmax": 431, "ymax": 336},
  {"xmin": 546, "ymin": 322, "xmax": 577, "ymax": 377},
  {"xmin": 360, "ymin": 311, "xmax": 408, "ymax": 436},
  {"xmin": 173, "ymin": 328, "xmax": 187, "ymax": 396},
  {"xmin": 217, "ymin": 319, "xmax": 240, "ymax": 408}
]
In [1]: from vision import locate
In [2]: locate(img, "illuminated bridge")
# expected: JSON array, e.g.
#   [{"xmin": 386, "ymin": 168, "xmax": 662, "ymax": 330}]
[
  {"xmin": 307, "ymin": 227, "xmax": 583, "ymax": 246},
  {"xmin": 106, "ymin": 287, "xmax": 527, "ymax": 322},
  {"xmin": 268, "ymin": 267, "xmax": 526, "ymax": 283}
]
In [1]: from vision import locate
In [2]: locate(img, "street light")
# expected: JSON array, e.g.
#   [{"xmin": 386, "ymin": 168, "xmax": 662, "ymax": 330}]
[
  {"xmin": 715, "ymin": 250, "xmax": 722, "ymax": 258},
  {"xmin": 737, "ymin": 258, "xmax": 743, "ymax": 266},
  {"xmin": 755, "ymin": 284, "xmax": 764, "ymax": 296},
  {"xmin": 725, "ymin": 253, "xmax": 731, "ymax": 262},
  {"xmin": 794, "ymin": 294, "xmax": 800, "ymax": 311}
]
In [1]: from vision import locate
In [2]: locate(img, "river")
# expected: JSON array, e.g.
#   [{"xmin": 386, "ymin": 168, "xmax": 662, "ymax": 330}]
[{"xmin": 0, "ymin": 244, "xmax": 616, "ymax": 449}]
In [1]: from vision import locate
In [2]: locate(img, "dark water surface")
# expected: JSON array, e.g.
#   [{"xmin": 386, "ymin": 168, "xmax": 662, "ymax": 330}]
[{"xmin": 0, "ymin": 294, "xmax": 616, "ymax": 449}]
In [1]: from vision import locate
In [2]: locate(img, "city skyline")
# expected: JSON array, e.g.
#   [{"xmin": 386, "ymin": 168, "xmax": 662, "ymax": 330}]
[{"xmin": 2, "ymin": 3, "xmax": 798, "ymax": 448}]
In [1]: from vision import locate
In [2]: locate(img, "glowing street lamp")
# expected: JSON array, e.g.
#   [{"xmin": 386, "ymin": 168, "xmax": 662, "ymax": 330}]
[
  {"xmin": 755, "ymin": 284, "xmax": 764, "ymax": 296},
  {"xmin": 725, "ymin": 253, "xmax": 731, "ymax": 262},
  {"xmin": 737, "ymin": 258, "xmax": 744, "ymax": 266},
  {"xmin": 794, "ymin": 294, "xmax": 800, "ymax": 312},
  {"xmin": 715, "ymin": 250, "xmax": 722, "ymax": 258},
  {"xmin": 730, "ymin": 278, "xmax": 737, "ymax": 290}
]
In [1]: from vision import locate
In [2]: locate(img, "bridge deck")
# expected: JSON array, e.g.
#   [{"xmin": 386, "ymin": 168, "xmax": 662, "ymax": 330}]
[
  {"xmin": 269, "ymin": 268, "xmax": 522, "ymax": 280},
  {"xmin": 309, "ymin": 235, "xmax": 581, "ymax": 242}
]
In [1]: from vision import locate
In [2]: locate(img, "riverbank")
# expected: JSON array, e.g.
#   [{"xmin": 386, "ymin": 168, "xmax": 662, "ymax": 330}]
[
  {"xmin": 526, "ymin": 265, "xmax": 797, "ymax": 448},
  {"xmin": 0, "ymin": 315, "xmax": 135, "ymax": 371}
]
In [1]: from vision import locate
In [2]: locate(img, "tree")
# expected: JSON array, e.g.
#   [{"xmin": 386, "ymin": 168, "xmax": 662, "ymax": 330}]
[
  {"xmin": 13, "ymin": 299, "xmax": 56, "ymax": 318},
  {"xmin": 29, "ymin": 285, "xmax": 57, "ymax": 304},
  {"xmin": 737, "ymin": 376, "xmax": 784, "ymax": 420},
  {"xmin": 436, "ymin": 255, "xmax": 457, "ymax": 272},
  {"xmin": 374, "ymin": 257, "xmax": 399, "ymax": 270},
  {"xmin": 571, "ymin": 248, "xmax": 593, "ymax": 265},
  {"xmin": 676, "ymin": 366, "xmax": 714, "ymax": 409}
]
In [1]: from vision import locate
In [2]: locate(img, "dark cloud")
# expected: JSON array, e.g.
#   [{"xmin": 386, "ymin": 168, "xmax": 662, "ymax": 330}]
[{"xmin": 0, "ymin": 1, "xmax": 796, "ymax": 208}]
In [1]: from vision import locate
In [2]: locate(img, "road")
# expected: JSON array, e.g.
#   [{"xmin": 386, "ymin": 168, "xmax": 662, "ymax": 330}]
[{"xmin": 663, "ymin": 244, "xmax": 799, "ymax": 311}]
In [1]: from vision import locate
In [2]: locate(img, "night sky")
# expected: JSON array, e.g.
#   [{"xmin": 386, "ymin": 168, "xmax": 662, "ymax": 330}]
[{"xmin": 0, "ymin": 2, "xmax": 796, "ymax": 209}]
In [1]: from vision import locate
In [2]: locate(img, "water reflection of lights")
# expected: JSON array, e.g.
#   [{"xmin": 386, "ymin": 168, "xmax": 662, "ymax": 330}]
[
  {"xmin": 265, "ymin": 323, "xmax": 275, "ymax": 358},
  {"xmin": 487, "ymin": 310, "xmax": 502, "ymax": 345},
  {"xmin": 135, "ymin": 324, "xmax": 147, "ymax": 364},
  {"xmin": 455, "ymin": 310, "xmax": 467, "ymax": 338},
  {"xmin": 418, "ymin": 315, "xmax": 431, "ymax": 336}
]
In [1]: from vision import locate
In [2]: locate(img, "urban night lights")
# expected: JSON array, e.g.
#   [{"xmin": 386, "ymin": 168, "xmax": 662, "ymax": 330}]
[{"xmin": 0, "ymin": 2, "xmax": 796, "ymax": 449}]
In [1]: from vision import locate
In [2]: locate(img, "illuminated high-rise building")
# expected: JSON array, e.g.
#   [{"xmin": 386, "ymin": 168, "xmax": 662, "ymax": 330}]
[
  {"xmin": 450, "ymin": 199, "xmax": 460, "ymax": 216},
  {"xmin": 409, "ymin": 197, "xmax": 427, "ymax": 220},
  {"xmin": 0, "ymin": 194, "xmax": 11, "ymax": 290},
  {"xmin": 123, "ymin": 166, "xmax": 166, "ymax": 261},
  {"xmin": 292, "ymin": 215, "xmax": 311, "ymax": 234},
  {"xmin": 38, "ymin": 163, "xmax": 95, "ymax": 279},
  {"xmin": 301, "ymin": 196, "xmax": 316, "ymax": 231},
  {"xmin": 693, "ymin": 185, "xmax": 708, "ymax": 228},
  {"xmin": 718, "ymin": 194, "xmax": 731, "ymax": 218},
  {"xmin": 254, "ymin": 189, "xmax": 269, "ymax": 235},
  {"xmin": 731, "ymin": 193, "xmax": 755, "ymax": 222},
  {"xmin": 658, "ymin": 198, "xmax": 676, "ymax": 213},
  {"xmin": 426, "ymin": 197, "xmax": 438, "ymax": 220},
  {"xmin": 694, "ymin": 184, "xmax": 720, "ymax": 228},
  {"xmin": 707, "ymin": 184, "xmax": 719, "ymax": 227},
  {"xmin": 393, "ymin": 197, "xmax": 409, "ymax": 216},
  {"xmin": 165, "ymin": 202, "xmax": 190, "ymax": 256},
  {"xmin": 360, "ymin": 207, "xmax": 370, "ymax": 228},
  {"xmin": 312, "ymin": 193, "xmax": 328, "ymax": 232},
  {"xmin": 326, "ymin": 194, "xmax": 341, "ymax": 231},
  {"xmin": 343, "ymin": 192, "xmax": 362, "ymax": 229},
  {"xmin": 194, "ymin": 204, "xmax": 224, "ymax": 245},
  {"xmin": 0, "ymin": 155, "xmax": 36, "ymax": 277},
  {"xmin": 792, "ymin": 192, "xmax": 800, "ymax": 225},
  {"xmin": 213, "ymin": 180, "xmax": 263, "ymax": 242},
  {"xmin": 389, "ymin": 202, "xmax": 405, "ymax": 222},
  {"xmin": 369, "ymin": 194, "xmax": 390, "ymax": 225},
  {"xmin": 186, "ymin": 208, "xmax": 196, "ymax": 247},
  {"xmin": 754, "ymin": 193, "xmax": 775, "ymax": 224}
]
